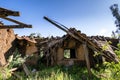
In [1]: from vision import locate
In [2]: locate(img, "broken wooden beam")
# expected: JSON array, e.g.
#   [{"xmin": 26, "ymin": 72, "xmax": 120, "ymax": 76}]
[
  {"xmin": 22, "ymin": 63, "xmax": 30, "ymax": 76},
  {"xmin": 1, "ymin": 16, "xmax": 32, "ymax": 28},
  {"xmin": 44, "ymin": 16, "xmax": 68, "ymax": 33},
  {"xmin": 0, "ymin": 7, "xmax": 19, "ymax": 17},
  {"xmin": 2, "ymin": 17, "xmax": 27, "ymax": 25},
  {"xmin": 12, "ymin": 73, "xmax": 22, "ymax": 79},
  {"xmin": 0, "ymin": 25, "xmax": 32, "ymax": 28},
  {"xmin": 0, "ymin": 7, "xmax": 32, "ymax": 29}
]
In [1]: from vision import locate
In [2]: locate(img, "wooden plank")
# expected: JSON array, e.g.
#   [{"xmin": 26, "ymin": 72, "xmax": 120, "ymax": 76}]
[
  {"xmin": 83, "ymin": 43, "xmax": 92, "ymax": 78},
  {"xmin": 0, "ymin": 12, "xmax": 19, "ymax": 17},
  {"xmin": 0, "ymin": 7, "xmax": 19, "ymax": 17},
  {"xmin": 0, "ymin": 25, "xmax": 32, "ymax": 28},
  {"xmin": 12, "ymin": 73, "xmax": 22, "ymax": 79},
  {"xmin": 44, "ymin": 16, "xmax": 68, "ymax": 33},
  {"xmin": 2, "ymin": 17, "xmax": 26, "ymax": 25},
  {"xmin": 22, "ymin": 63, "xmax": 30, "ymax": 76}
]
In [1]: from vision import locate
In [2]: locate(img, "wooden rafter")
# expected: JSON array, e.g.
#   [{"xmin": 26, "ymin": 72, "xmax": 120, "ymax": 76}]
[
  {"xmin": 0, "ymin": 7, "xmax": 19, "ymax": 17},
  {"xmin": 0, "ymin": 25, "xmax": 32, "ymax": 29},
  {"xmin": 0, "ymin": 7, "xmax": 32, "ymax": 29},
  {"xmin": 0, "ymin": 12, "xmax": 19, "ymax": 17}
]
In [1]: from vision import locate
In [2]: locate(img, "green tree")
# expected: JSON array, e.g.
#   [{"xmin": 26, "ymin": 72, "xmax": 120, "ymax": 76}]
[{"xmin": 110, "ymin": 4, "xmax": 120, "ymax": 40}]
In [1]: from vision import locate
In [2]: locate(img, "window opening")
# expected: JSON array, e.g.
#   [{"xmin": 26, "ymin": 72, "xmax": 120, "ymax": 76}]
[{"xmin": 64, "ymin": 49, "xmax": 76, "ymax": 59}]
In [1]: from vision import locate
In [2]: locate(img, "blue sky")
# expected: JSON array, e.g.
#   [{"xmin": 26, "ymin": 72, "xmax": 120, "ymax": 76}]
[{"xmin": 0, "ymin": 0, "xmax": 120, "ymax": 37}]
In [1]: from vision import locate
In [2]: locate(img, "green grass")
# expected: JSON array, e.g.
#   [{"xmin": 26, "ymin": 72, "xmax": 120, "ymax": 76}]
[
  {"xmin": 1, "ymin": 60, "xmax": 120, "ymax": 80},
  {"xmin": 7, "ymin": 60, "xmax": 120, "ymax": 80},
  {"xmin": 1, "ymin": 43, "xmax": 120, "ymax": 80},
  {"xmin": 7, "ymin": 64, "xmax": 98, "ymax": 80}
]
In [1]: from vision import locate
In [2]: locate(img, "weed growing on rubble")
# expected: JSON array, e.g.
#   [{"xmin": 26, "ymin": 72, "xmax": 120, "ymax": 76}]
[
  {"xmin": 0, "ymin": 67, "xmax": 11, "ymax": 80},
  {"xmin": 115, "ymin": 43, "xmax": 120, "ymax": 59},
  {"xmin": 7, "ymin": 49, "xmax": 26, "ymax": 69},
  {"xmin": 0, "ymin": 49, "xmax": 26, "ymax": 80}
]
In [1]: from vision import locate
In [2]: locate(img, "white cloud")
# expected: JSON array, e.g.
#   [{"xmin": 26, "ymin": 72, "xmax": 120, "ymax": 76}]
[{"xmin": 98, "ymin": 28, "xmax": 111, "ymax": 37}]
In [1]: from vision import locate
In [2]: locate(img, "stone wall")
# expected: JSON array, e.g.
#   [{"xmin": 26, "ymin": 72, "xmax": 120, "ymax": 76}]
[{"xmin": 0, "ymin": 29, "xmax": 15, "ymax": 66}]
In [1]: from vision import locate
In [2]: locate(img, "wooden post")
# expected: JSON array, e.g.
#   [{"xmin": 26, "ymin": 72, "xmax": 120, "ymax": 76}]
[
  {"xmin": 22, "ymin": 63, "xmax": 30, "ymax": 76},
  {"xmin": 83, "ymin": 43, "xmax": 92, "ymax": 78}
]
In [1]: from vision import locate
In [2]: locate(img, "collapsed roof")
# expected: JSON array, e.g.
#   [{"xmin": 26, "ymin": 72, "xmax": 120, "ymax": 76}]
[{"xmin": 43, "ymin": 16, "xmax": 119, "ymax": 63}]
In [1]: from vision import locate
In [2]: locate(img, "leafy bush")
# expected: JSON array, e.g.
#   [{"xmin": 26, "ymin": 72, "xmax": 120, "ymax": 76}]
[
  {"xmin": 0, "ymin": 67, "xmax": 12, "ymax": 80},
  {"xmin": 115, "ymin": 43, "xmax": 120, "ymax": 59},
  {"xmin": 0, "ymin": 49, "xmax": 26, "ymax": 80}
]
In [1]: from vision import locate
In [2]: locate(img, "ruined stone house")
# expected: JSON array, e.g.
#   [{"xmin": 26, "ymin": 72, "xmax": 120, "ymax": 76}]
[
  {"xmin": 37, "ymin": 17, "xmax": 119, "ymax": 69},
  {"xmin": 0, "ymin": 7, "xmax": 119, "ymax": 69},
  {"xmin": 37, "ymin": 28, "xmax": 119, "ymax": 67}
]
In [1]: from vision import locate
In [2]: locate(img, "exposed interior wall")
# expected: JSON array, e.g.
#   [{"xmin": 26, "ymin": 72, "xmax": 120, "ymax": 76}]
[
  {"xmin": 25, "ymin": 42, "xmax": 38, "ymax": 55},
  {"xmin": 16, "ymin": 39, "xmax": 39, "ymax": 66},
  {"xmin": 76, "ymin": 44, "xmax": 85, "ymax": 60},
  {"xmin": 66, "ymin": 39, "xmax": 76, "ymax": 48},
  {"xmin": 17, "ymin": 39, "xmax": 38, "ymax": 56},
  {"xmin": 16, "ymin": 40, "xmax": 27, "ymax": 56},
  {"xmin": 56, "ymin": 47, "xmax": 64, "ymax": 63}
]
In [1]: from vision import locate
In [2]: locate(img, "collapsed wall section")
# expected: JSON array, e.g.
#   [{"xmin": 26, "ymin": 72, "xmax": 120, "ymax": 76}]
[{"xmin": 0, "ymin": 29, "xmax": 15, "ymax": 66}]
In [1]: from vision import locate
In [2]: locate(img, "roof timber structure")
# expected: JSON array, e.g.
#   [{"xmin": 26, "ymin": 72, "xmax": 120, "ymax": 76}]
[
  {"xmin": 0, "ymin": 7, "xmax": 32, "ymax": 28},
  {"xmin": 43, "ymin": 16, "xmax": 119, "ymax": 77},
  {"xmin": 44, "ymin": 16, "xmax": 119, "ymax": 63},
  {"xmin": 0, "ymin": 7, "xmax": 19, "ymax": 17}
]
